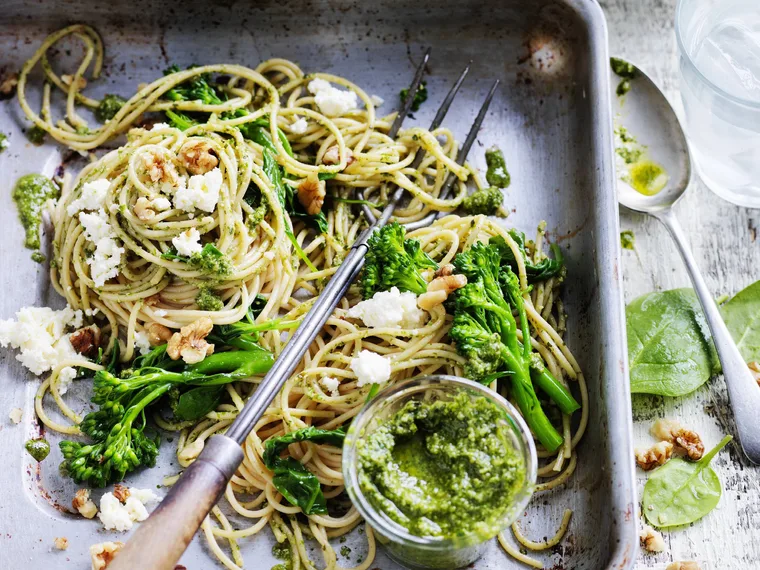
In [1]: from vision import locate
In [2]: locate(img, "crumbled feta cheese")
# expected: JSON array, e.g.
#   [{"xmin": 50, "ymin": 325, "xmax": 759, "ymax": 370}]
[
  {"xmin": 0, "ymin": 137, "xmax": 10, "ymax": 151},
  {"xmin": 98, "ymin": 488, "xmax": 159, "ymax": 532},
  {"xmin": 493, "ymin": 166, "xmax": 505, "ymax": 177},
  {"xmin": 320, "ymin": 376, "xmax": 340, "ymax": 397},
  {"xmin": 66, "ymin": 179, "xmax": 111, "ymax": 215},
  {"xmin": 134, "ymin": 331, "xmax": 151, "ymax": 355},
  {"xmin": 79, "ymin": 209, "xmax": 124, "ymax": 287},
  {"xmin": 350, "ymin": 350, "xmax": 391, "ymax": 387},
  {"xmin": 347, "ymin": 287, "xmax": 426, "ymax": 329},
  {"xmin": 57, "ymin": 366, "xmax": 77, "ymax": 395},
  {"xmin": 307, "ymin": 78, "xmax": 359, "ymax": 117},
  {"xmin": 9, "ymin": 407, "xmax": 23, "ymax": 424},
  {"xmin": 171, "ymin": 227, "xmax": 203, "ymax": 256},
  {"xmin": 150, "ymin": 122, "xmax": 170, "ymax": 131},
  {"xmin": 370, "ymin": 94, "xmax": 384, "ymax": 107},
  {"xmin": 0, "ymin": 305, "xmax": 85, "ymax": 375},
  {"xmin": 290, "ymin": 117, "xmax": 308, "ymax": 134},
  {"xmin": 84, "ymin": 308, "xmax": 100, "ymax": 317},
  {"xmin": 173, "ymin": 167, "xmax": 223, "ymax": 212},
  {"xmin": 151, "ymin": 196, "xmax": 171, "ymax": 211}
]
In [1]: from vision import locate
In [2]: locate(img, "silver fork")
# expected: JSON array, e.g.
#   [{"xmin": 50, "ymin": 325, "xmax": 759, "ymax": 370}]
[{"xmin": 109, "ymin": 52, "xmax": 500, "ymax": 570}]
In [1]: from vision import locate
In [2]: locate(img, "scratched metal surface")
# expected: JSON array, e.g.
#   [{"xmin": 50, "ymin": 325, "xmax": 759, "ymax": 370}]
[
  {"xmin": 602, "ymin": 0, "xmax": 760, "ymax": 568},
  {"xmin": 0, "ymin": 1, "xmax": 636, "ymax": 569}
]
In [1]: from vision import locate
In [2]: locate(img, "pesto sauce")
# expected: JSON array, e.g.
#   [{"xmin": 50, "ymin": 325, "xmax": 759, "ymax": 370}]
[
  {"xmin": 485, "ymin": 146, "xmax": 510, "ymax": 188},
  {"xmin": 0, "ymin": 131, "xmax": 8, "ymax": 153},
  {"xmin": 629, "ymin": 160, "xmax": 669, "ymax": 196},
  {"xmin": 12, "ymin": 174, "xmax": 60, "ymax": 252},
  {"xmin": 610, "ymin": 57, "xmax": 637, "ymax": 97},
  {"xmin": 25, "ymin": 438, "xmax": 50, "ymax": 462},
  {"xmin": 620, "ymin": 230, "xmax": 635, "ymax": 250},
  {"xmin": 357, "ymin": 392, "xmax": 525, "ymax": 540},
  {"xmin": 271, "ymin": 541, "xmax": 292, "ymax": 570},
  {"xmin": 196, "ymin": 287, "xmax": 224, "ymax": 311}
]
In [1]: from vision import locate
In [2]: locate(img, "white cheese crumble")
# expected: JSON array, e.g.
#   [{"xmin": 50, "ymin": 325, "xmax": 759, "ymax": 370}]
[
  {"xmin": 173, "ymin": 167, "xmax": 223, "ymax": 212},
  {"xmin": 150, "ymin": 122, "xmax": 170, "ymax": 131},
  {"xmin": 66, "ymin": 179, "xmax": 111, "ymax": 215},
  {"xmin": 9, "ymin": 407, "xmax": 23, "ymax": 424},
  {"xmin": 493, "ymin": 166, "xmax": 505, "ymax": 177},
  {"xmin": 134, "ymin": 331, "xmax": 151, "ymax": 355},
  {"xmin": 290, "ymin": 117, "xmax": 308, "ymax": 134},
  {"xmin": 0, "ymin": 137, "xmax": 10, "ymax": 151},
  {"xmin": 347, "ymin": 287, "xmax": 426, "ymax": 329},
  {"xmin": 370, "ymin": 94, "xmax": 384, "ymax": 107},
  {"xmin": 0, "ymin": 305, "xmax": 85, "ymax": 375},
  {"xmin": 171, "ymin": 227, "xmax": 203, "ymax": 256},
  {"xmin": 57, "ymin": 366, "xmax": 77, "ymax": 395},
  {"xmin": 79, "ymin": 209, "xmax": 125, "ymax": 287},
  {"xmin": 152, "ymin": 196, "xmax": 171, "ymax": 211},
  {"xmin": 350, "ymin": 350, "xmax": 391, "ymax": 387},
  {"xmin": 98, "ymin": 488, "xmax": 159, "ymax": 532},
  {"xmin": 307, "ymin": 78, "xmax": 359, "ymax": 117},
  {"xmin": 320, "ymin": 376, "xmax": 340, "ymax": 397}
]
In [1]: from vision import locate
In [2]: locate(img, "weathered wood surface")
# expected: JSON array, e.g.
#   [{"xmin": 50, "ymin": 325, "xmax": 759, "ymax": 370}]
[{"xmin": 603, "ymin": 0, "xmax": 760, "ymax": 567}]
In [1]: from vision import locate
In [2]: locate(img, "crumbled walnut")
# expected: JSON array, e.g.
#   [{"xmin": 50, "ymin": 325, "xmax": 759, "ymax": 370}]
[
  {"xmin": 54, "ymin": 536, "xmax": 69, "ymax": 550},
  {"xmin": 70, "ymin": 325, "xmax": 101, "ymax": 358},
  {"xmin": 651, "ymin": 418, "xmax": 704, "ymax": 460},
  {"xmin": 61, "ymin": 74, "xmax": 87, "ymax": 89},
  {"xmin": 749, "ymin": 362, "xmax": 760, "ymax": 386},
  {"xmin": 147, "ymin": 322, "xmax": 173, "ymax": 346},
  {"xmin": 666, "ymin": 563, "xmax": 701, "ymax": 570},
  {"xmin": 178, "ymin": 139, "xmax": 219, "ymax": 175},
  {"xmin": 322, "ymin": 145, "xmax": 355, "ymax": 166},
  {"xmin": 90, "ymin": 541, "xmax": 124, "ymax": 570},
  {"xmin": 434, "ymin": 264, "xmax": 455, "ymax": 278},
  {"xmin": 639, "ymin": 524, "xmax": 665, "ymax": 553},
  {"xmin": 167, "ymin": 317, "xmax": 215, "ymax": 364},
  {"xmin": 635, "ymin": 441, "xmax": 674, "ymax": 471},
  {"xmin": 9, "ymin": 407, "xmax": 23, "ymax": 424},
  {"xmin": 133, "ymin": 196, "xmax": 157, "ymax": 221},
  {"xmin": 417, "ymin": 290, "xmax": 448, "ymax": 311},
  {"xmin": 0, "ymin": 72, "xmax": 19, "ymax": 99},
  {"xmin": 72, "ymin": 488, "xmax": 98, "ymax": 519},
  {"xmin": 297, "ymin": 175, "xmax": 326, "ymax": 216},
  {"xmin": 143, "ymin": 150, "xmax": 180, "ymax": 188},
  {"xmin": 112, "ymin": 484, "xmax": 130, "ymax": 503},
  {"xmin": 418, "ymin": 274, "xmax": 467, "ymax": 310}
]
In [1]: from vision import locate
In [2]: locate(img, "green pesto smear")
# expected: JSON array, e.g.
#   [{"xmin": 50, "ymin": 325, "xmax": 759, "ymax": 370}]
[
  {"xmin": 614, "ymin": 125, "xmax": 669, "ymax": 196},
  {"xmin": 485, "ymin": 147, "xmax": 510, "ymax": 188},
  {"xmin": 196, "ymin": 287, "xmax": 224, "ymax": 311},
  {"xmin": 13, "ymin": 174, "xmax": 60, "ymax": 255},
  {"xmin": 0, "ymin": 131, "xmax": 9, "ymax": 153},
  {"xmin": 357, "ymin": 392, "xmax": 525, "ymax": 540},
  {"xmin": 25, "ymin": 438, "xmax": 50, "ymax": 462},
  {"xmin": 610, "ymin": 57, "xmax": 637, "ymax": 97},
  {"xmin": 620, "ymin": 230, "xmax": 635, "ymax": 250},
  {"xmin": 271, "ymin": 541, "xmax": 292, "ymax": 570}
]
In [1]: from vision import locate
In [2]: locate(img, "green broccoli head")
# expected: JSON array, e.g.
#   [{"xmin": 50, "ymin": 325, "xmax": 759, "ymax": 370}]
[
  {"xmin": 461, "ymin": 187, "xmax": 504, "ymax": 216},
  {"xmin": 95, "ymin": 94, "xmax": 127, "ymax": 123},
  {"xmin": 449, "ymin": 311, "xmax": 504, "ymax": 382},
  {"xmin": 361, "ymin": 222, "xmax": 438, "ymax": 299},
  {"xmin": 163, "ymin": 65, "xmax": 224, "ymax": 105}
]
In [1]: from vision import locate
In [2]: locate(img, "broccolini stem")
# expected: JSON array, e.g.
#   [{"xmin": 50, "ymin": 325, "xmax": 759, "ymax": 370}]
[{"xmin": 531, "ymin": 367, "xmax": 580, "ymax": 415}]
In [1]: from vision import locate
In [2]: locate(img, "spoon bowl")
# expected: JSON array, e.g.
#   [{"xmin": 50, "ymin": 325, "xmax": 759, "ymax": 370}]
[
  {"xmin": 612, "ymin": 58, "xmax": 760, "ymax": 464},
  {"xmin": 611, "ymin": 62, "xmax": 692, "ymax": 214}
]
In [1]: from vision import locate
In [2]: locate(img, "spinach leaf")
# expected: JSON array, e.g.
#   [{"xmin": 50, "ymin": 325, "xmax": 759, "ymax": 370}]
[
  {"xmin": 627, "ymin": 289, "xmax": 719, "ymax": 396},
  {"xmin": 722, "ymin": 280, "xmax": 760, "ymax": 363},
  {"xmin": 262, "ymin": 426, "xmax": 346, "ymax": 515},
  {"xmin": 642, "ymin": 435, "xmax": 731, "ymax": 528},
  {"xmin": 173, "ymin": 385, "xmax": 226, "ymax": 421},
  {"xmin": 489, "ymin": 232, "xmax": 564, "ymax": 283}
]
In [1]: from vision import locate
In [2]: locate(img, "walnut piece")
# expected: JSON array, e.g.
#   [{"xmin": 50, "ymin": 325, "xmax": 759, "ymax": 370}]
[
  {"xmin": 133, "ymin": 196, "xmax": 157, "ymax": 221},
  {"xmin": 54, "ymin": 536, "xmax": 69, "ymax": 550},
  {"xmin": 749, "ymin": 362, "xmax": 760, "ymax": 386},
  {"xmin": 70, "ymin": 325, "xmax": 101, "ymax": 358},
  {"xmin": 297, "ymin": 175, "xmax": 326, "ymax": 216},
  {"xmin": 0, "ymin": 72, "xmax": 19, "ymax": 99},
  {"xmin": 434, "ymin": 264, "xmax": 455, "ymax": 278},
  {"xmin": 61, "ymin": 74, "xmax": 87, "ymax": 89},
  {"xmin": 147, "ymin": 322, "xmax": 173, "ymax": 346},
  {"xmin": 167, "ymin": 317, "xmax": 215, "ymax": 364},
  {"xmin": 639, "ymin": 524, "xmax": 665, "ymax": 553},
  {"xmin": 73, "ymin": 488, "xmax": 99, "ymax": 519},
  {"xmin": 418, "ymin": 274, "xmax": 467, "ymax": 311},
  {"xmin": 651, "ymin": 418, "xmax": 704, "ymax": 460},
  {"xmin": 417, "ymin": 290, "xmax": 448, "ymax": 311},
  {"xmin": 143, "ymin": 150, "xmax": 180, "ymax": 188},
  {"xmin": 90, "ymin": 541, "xmax": 124, "ymax": 570},
  {"xmin": 635, "ymin": 441, "xmax": 674, "ymax": 471},
  {"xmin": 666, "ymin": 563, "xmax": 701, "ymax": 570},
  {"xmin": 178, "ymin": 139, "xmax": 218, "ymax": 175},
  {"xmin": 322, "ymin": 145, "xmax": 355, "ymax": 166},
  {"xmin": 112, "ymin": 484, "xmax": 130, "ymax": 504}
]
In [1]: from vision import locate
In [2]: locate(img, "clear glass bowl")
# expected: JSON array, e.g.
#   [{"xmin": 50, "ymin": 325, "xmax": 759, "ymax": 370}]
[{"xmin": 342, "ymin": 375, "xmax": 537, "ymax": 570}]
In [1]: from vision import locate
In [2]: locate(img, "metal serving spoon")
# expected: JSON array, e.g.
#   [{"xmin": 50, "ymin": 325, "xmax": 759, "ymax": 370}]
[{"xmin": 612, "ymin": 61, "xmax": 760, "ymax": 464}]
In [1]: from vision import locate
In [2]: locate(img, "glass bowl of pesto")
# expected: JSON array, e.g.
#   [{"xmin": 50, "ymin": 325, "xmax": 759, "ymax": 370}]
[{"xmin": 343, "ymin": 375, "xmax": 537, "ymax": 570}]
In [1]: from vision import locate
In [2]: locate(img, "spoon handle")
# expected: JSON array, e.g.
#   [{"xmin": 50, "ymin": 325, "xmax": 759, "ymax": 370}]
[{"xmin": 657, "ymin": 209, "xmax": 760, "ymax": 464}]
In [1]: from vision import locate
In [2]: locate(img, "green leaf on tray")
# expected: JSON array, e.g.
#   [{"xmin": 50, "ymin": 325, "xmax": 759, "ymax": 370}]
[
  {"xmin": 626, "ymin": 289, "xmax": 718, "ymax": 396},
  {"xmin": 722, "ymin": 279, "xmax": 760, "ymax": 363},
  {"xmin": 642, "ymin": 435, "xmax": 732, "ymax": 528}
]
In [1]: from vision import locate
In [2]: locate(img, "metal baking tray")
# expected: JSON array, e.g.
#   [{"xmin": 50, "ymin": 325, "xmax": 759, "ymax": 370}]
[{"xmin": 0, "ymin": 0, "xmax": 636, "ymax": 568}]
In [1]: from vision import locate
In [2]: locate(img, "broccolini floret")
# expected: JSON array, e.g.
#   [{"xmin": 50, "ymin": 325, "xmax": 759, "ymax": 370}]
[
  {"xmin": 489, "ymin": 232, "xmax": 564, "ymax": 283},
  {"xmin": 95, "ymin": 94, "xmax": 127, "ymax": 123},
  {"xmin": 400, "ymin": 81, "xmax": 428, "ymax": 112},
  {"xmin": 361, "ymin": 222, "xmax": 438, "ymax": 299},
  {"xmin": 449, "ymin": 242, "xmax": 578, "ymax": 452},
  {"xmin": 163, "ymin": 65, "xmax": 224, "ymax": 105},
  {"xmin": 461, "ymin": 187, "xmax": 504, "ymax": 216}
]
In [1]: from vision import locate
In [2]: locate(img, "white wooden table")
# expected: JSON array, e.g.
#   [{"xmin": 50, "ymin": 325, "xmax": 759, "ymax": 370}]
[{"xmin": 603, "ymin": 1, "xmax": 760, "ymax": 568}]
